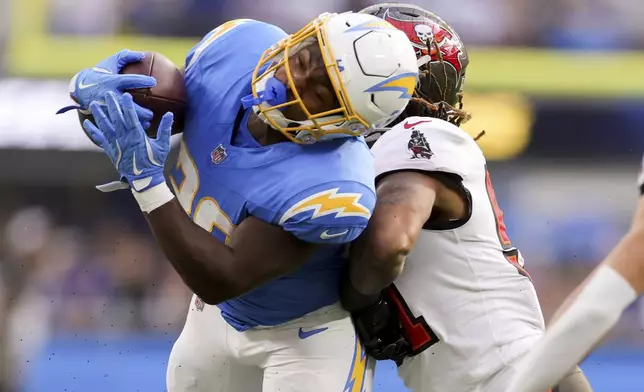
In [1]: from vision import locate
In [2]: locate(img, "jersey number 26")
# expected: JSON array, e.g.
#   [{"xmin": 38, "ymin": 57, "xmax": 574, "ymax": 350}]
[{"xmin": 170, "ymin": 142, "xmax": 235, "ymax": 242}]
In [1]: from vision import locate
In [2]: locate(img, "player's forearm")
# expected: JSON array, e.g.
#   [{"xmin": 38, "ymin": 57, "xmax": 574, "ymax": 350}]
[
  {"xmin": 341, "ymin": 223, "xmax": 410, "ymax": 312},
  {"xmin": 144, "ymin": 197, "xmax": 245, "ymax": 304},
  {"xmin": 548, "ymin": 213, "xmax": 644, "ymax": 326},
  {"xmin": 602, "ymin": 208, "xmax": 644, "ymax": 294},
  {"xmin": 349, "ymin": 218, "xmax": 411, "ymax": 295},
  {"xmin": 348, "ymin": 174, "xmax": 436, "ymax": 296},
  {"xmin": 134, "ymin": 183, "xmax": 316, "ymax": 304},
  {"xmin": 551, "ymin": 199, "xmax": 644, "ymax": 324},
  {"xmin": 131, "ymin": 183, "xmax": 247, "ymax": 304}
]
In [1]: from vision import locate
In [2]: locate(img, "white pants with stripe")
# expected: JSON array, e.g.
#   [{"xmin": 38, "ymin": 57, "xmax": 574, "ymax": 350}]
[{"xmin": 167, "ymin": 295, "xmax": 374, "ymax": 392}]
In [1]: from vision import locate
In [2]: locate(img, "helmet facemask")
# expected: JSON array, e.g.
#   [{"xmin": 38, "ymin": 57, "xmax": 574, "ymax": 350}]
[{"xmin": 242, "ymin": 13, "xmax": 371, "ymax": 144}]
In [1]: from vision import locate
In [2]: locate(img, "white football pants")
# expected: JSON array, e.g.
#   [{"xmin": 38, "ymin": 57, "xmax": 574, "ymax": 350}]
[{"xmin": 167, "ymin": 295, "xmax": 374, "ymax": 392}]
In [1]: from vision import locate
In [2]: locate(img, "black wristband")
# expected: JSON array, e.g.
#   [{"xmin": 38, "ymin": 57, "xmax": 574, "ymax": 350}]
[{"xmin": 340, "ymin": 269, "xmax": 381, "ymax": 312}]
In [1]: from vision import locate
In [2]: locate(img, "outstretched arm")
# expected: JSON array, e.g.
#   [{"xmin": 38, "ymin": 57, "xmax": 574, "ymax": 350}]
[{"xmin": 507, "ymin": 196, "xmax": 644, "ymax": 392}]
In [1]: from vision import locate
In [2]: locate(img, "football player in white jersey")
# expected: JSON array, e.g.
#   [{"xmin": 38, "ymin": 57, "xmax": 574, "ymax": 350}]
[
  {"xmin": 341, "ymin": 4, "xmax": 595, "ymax": 392},
  {"xmin": 506, "ymin": 159, "xmax": 644, "ymax": 392}
]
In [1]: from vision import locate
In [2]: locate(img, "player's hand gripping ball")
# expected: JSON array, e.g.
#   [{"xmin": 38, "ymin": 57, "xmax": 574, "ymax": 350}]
[
  {"xmin": 83, "ymin": 91, "xmax": 173, "ymax": 193},
  {"xmin": 58, "ymin": 50, "xmax": 186, "ymax": 145}
]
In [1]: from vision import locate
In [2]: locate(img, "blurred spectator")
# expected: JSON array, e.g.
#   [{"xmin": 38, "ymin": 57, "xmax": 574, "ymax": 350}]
[
  {"xmin": 24, "ymin": 0, "xmax": 644, "ymax": 48},
  {"xmin": 50, "ymin": 0, "xmax": 120, "ymax": 35},
  {"xmin": 0, "ymin": 0, "xmax": 9, "ymax": 75},
  {"xmin": 543, "ymin": 0, "xmax": 635, "ymax": 49},
  {"xmin": 0, "ymin": 198, "xmax": 190, "ymax": 390}
]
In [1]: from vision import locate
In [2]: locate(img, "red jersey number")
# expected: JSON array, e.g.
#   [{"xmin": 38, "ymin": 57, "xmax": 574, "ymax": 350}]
[
  {"xmin": 484, "ymin": 168, "xmax": 528, "ymax": 277},
  {"xmin": 385, "ymin": 284, "xmax": 439, "ymax": 356}
]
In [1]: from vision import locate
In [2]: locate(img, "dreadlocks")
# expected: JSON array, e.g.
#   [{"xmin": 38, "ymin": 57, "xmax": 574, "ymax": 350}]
[
  {"xmin": 397, "ymin": 95, "xmax": 470, "ymax": 127},
  {"xmin": 388, "ymin": 79, "xmax": 471, "ymax": 128}
]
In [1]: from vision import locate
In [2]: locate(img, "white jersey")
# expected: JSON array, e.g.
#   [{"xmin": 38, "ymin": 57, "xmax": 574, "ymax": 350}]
[{"xmin": 371, "ymin": 117, "xmax": 546, "ymax": 392}]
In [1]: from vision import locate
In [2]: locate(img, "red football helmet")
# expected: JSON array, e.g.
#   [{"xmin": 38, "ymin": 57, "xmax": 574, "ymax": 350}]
[{"xmin": 360, "ymin": 3, "xmax": 469, "ymax": 107}]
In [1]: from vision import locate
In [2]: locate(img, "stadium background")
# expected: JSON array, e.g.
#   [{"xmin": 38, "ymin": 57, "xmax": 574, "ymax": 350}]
[{"xmin": 0, "ymin": 0, "xmax": 643, "ymax": 390}]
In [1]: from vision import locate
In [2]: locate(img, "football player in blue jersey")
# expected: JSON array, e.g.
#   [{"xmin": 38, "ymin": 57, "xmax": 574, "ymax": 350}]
[{"xmin": 63, "ymin": 12, "xmax": 418, "ymax": 392}]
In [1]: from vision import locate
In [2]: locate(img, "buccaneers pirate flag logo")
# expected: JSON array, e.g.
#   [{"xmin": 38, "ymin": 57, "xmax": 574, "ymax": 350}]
[{"xmin": 408, "ymin": 130, "xmax": 433, "ymax": 160}]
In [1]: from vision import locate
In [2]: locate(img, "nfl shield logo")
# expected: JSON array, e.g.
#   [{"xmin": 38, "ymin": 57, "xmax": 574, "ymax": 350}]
[{"xmin": 211, "ymin": 144, "xmax": 227, "ymax": 164}]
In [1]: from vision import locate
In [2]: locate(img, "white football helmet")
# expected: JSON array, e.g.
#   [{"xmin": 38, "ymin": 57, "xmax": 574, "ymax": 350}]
[{"xmin": 245, "ymin": 12, "xmax": 419, "ymax": 144}]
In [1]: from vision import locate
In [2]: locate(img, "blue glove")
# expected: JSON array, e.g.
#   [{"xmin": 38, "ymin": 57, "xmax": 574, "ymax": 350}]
[
  {"xmin": 83, "ymin": 92, "xmax": 173, "ymax": 193},
  {"xmin": 58, "ymin": 50, "xmax": 157, "ymax": 130}
]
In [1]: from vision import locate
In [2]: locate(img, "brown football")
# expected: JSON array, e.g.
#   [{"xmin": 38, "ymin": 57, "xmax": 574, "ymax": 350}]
[{"xmin": 78, "ymin": 51, "xmax": 186, "ymax": 145}]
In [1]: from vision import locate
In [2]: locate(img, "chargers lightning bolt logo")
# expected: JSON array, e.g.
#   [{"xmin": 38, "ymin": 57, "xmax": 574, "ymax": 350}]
[
  {"xmin": 364, "ymin": 72, "xmax": 418, "ymax": 99},
  {"xmin": 279, "ymin": 188, "xmax": 371, "ymax": 225},
  {"xmin": 343, "ymin": 335, "xmax": 368, "ymax": 392}
]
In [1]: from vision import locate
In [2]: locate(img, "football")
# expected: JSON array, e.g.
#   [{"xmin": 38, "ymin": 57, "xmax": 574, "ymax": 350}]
[{"xmin": 77, "ymin": 51, "xmax": 186, "ymax": 145}]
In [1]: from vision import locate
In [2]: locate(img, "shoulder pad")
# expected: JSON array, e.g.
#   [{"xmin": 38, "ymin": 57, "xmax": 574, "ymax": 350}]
[
  {"xmin": 185, "ymin": 20, "xmax": 286, "ymax": 71},
  {"xmin": 276, "ymin": 181, "xmax": 376, "ymax": 244},
  {"xmin": 185, "ymin": 19, "xmax": 255, "ymax": 71},
  {"xmin": 372, "ymin": 117, "xmax": 483, "ymax": 180},
  {"xmin": 270, "ymin": 138, "xmax": 375, "ymax": 244}
]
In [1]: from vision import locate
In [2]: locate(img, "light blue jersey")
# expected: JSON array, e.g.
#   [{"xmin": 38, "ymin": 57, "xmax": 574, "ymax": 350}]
[{"xmin": 170, "ymin": 19, "xmax": 376, "ymax": 331}]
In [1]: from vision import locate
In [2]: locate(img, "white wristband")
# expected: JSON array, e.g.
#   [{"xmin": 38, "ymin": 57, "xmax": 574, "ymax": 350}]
[{"xmin": 132, "ymin": 182, "xmax": 175, "ymax": 213}]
